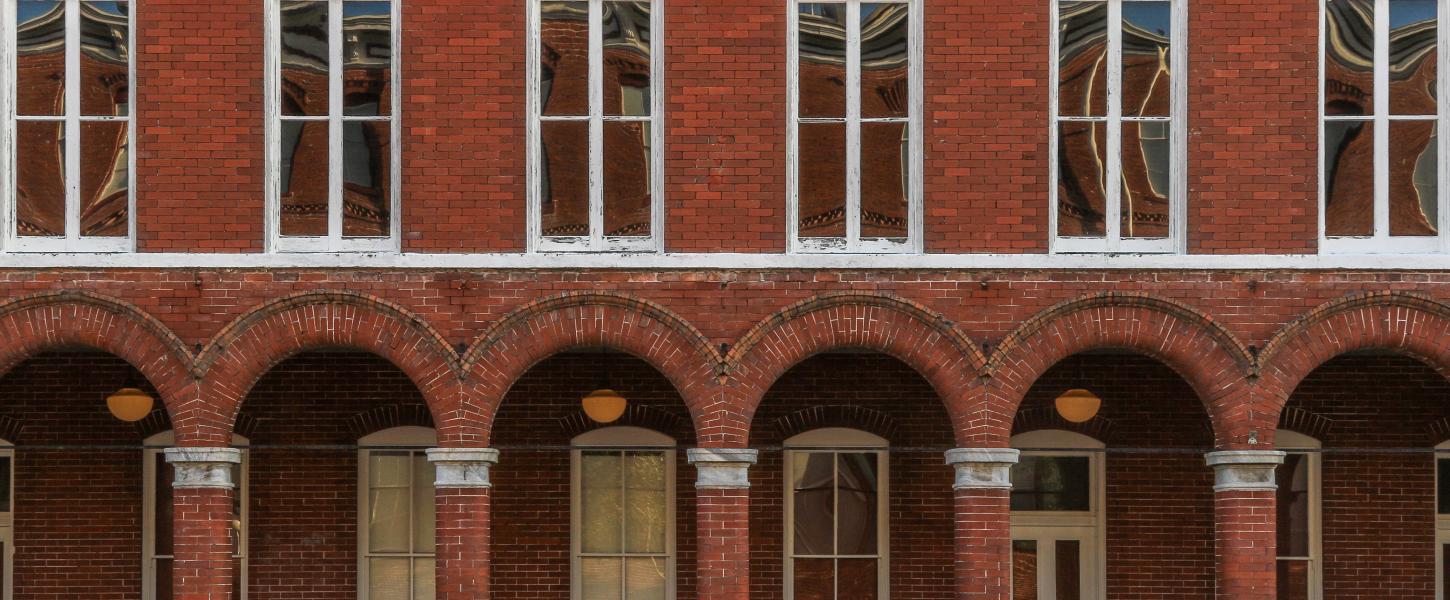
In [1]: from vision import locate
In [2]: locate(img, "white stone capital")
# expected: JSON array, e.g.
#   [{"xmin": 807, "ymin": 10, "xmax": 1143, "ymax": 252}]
[
  {"xmin": 426, "ymin": 448, "xmax": 500, "ymax": 489},
  {"xmin": 945, "ymin": 448, "xmax": 1020, "ymax": 490},
  {"xmin": 686, "ymin": 448, "xmax": 758, "ymax": 489},
  {"xmin": 164, "ymin": 448, "xmax": 243, "ymax": 489},
  {"xmin": 1204, "ymin": 450, "xmax": 1286, "ymax": 492}
]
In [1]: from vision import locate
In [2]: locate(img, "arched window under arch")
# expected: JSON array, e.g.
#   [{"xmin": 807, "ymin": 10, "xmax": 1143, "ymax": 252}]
[
  {"xmin": 783, "ymin": 427, "xmax": 889, "ymax": 600},
  {"xmin": 358, "ymin": 426, "xmax": 438, "ymax": 600},
  {"xmin": 572, "ymin": 426, "xmax": 677, "ymax": 600},
  {"xmin": 1009, "ymin": 429, "xmax": 1105, "ymax": 600},
  {"xmin": 1276, "ymin": 429, "xmax": 1322, "ymax": 600}
]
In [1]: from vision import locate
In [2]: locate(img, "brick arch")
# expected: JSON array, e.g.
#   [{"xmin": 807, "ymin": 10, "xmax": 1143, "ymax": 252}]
[
  {"xmin": 195, "ymin": 291, "xmax": 462, "ymax": 447},
  {"xmin": 461, "ymin": 292, "xmax": 723, "ymax": 445},
  {"xmin": 727, "ymin": 292, "xmax": 986, "ymax": 445},
  {"xmin": 0, "ymin": 290, "xmax": 197, "ymax": 428},
  {"xmin": 1258, "ymin": 292, "xmax": 1450, "ymax": 435},
  {"xmin": 979, "ymin": 292, "xmax": 1256, "ymax": 448}
]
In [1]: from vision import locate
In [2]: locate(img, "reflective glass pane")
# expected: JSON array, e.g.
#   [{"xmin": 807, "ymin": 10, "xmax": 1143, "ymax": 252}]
[
  {"xmin": 16, "ymin": 120, "xmax": 66, "ymax": 238},
  {"xmin": 0, "ymin": 457, "xmax": 11, "ymax": 513},
  {"xmin": 413, "ymin": 557, "xmax": 436, "ymax": 600},
  {"xmin": 861, "ymin": 122, "xmax": 909, "ymax": 241},
  {"xmin": 412, "ymin": 453, "xmax": 435, "ymax": 552},
  {"xmin": 1056, "ymin": 120, "xmax": 1108, "ymax": 237},
  {"xmin": 540, "ymin": 120, "xmax": 590, "ymax": 237},
  {"xmin": 1012, "ymin": 540, "xmax": 1038, "ymax": 600},
  {"xmin": 279, "ymin": 120, "xmax": 330, "ymax": 236},
  {"xmin": 80, "ymin": 1, "xmax": 129, "ymax": 117},
  {"xmin": 155, "ymin": 557, "xmax": 173, "ymax": 600},
  {"xmin": 17, "ymin": 1, "xmax": 65, "ymax": 116},
  {"xmin": 582, "ymin": 557, "xmax": 624, "ymax": 600},
  {"xmin": 1058, "ymin": 2, "xmax": 1108, "ymax": 117},
  {"xmin": 799, "ymin": 4, "xmax": 847, "ymax": 119},
  {"xmin": 1390, "ymin": 0, "xmax": 1437, "ymax": 115},
  {"xmin": 1274, "ymin": 454, "xmax": 1311, "ymax": 558},
  {"xmin": 342, "ymin": 120, "xmax": 391, "ymax": 237},
  {"xmin": 603, "ymin": 121, "xmax": 652, "ymax": 238},
  {"xmin": 1056, "ymin": 540, "xmax": 1081, "ymax": 600},
  {"xmin": 582, "ymin": 451, "xmax": 624, "ymax": 553},
  {"xmin": 1325, "ymin": 0, "xmax": 1375, "ymax": 116},
  {"xmin": 80, "ymin": 120, "xmax": 129, "ymax": 237},
  {"xmin": 836, "ymin": 453, "xmax": 878, "ymax": 556},
  {"xmin": 624, "ymin": 451, "xmax": 666, "ymax": 554},
  {"xmin": 603, "ymin": 2, "xmax": 651, "ymax": 117},
  {"xmin": 1438, "ymin": 459, "xmax": 1450, "ymax": 514},
  {"xmin": 792, "ymin": 558, "xmax": 833, "ymax": 600},
  {"xmin": 541, "ymin": 1, "xmax": 589, "ymax": 116},
  {"xmin": 1121, "ymin": 1, "xmax": 1171, "ymax": 117},
  {"xmin": 368, "ymin": 557, "xmax": 411, "ymax": 600},
  {"xmin": 1121, "ymin": 120, "xmax": 1171, "ymax": 239},
  {"xmin": 625, "ymin": 557, "xmax": 667, "ymax": 600},
  {"xmin": 792, "ymin": 452, "xmax": 835, "ymax": 555},
  {"xmin": 1324, "ymin": 120, "xmax": 1375, "ymax": 236},
  {"xmin": 1389, "ymin": 120, "xmax": 1439, "ymax": 236},
  {"xmin": 798, "ymin": 122, "xmax": 848, "ymax": 239},
  {"xmin": 838, "ymin": 558, "xmax": 878, "ymax": 600},
  {"xmin": 860, "ymin": 4, "xmax": 908, "ymax": 119},
  {"xmin": 369, "ymin": 453, "xmax": 411, "ymax": 553},
  {"xmin": 280, "ymin": 1, "xmax": 329, "ymax": 116},
  {"xmin": 1276, "ymin": 560, "xmax": 1311, "ymax": 600},
  {"xmin": 343, "ymin": 1, "xmax": 392, "ymax": 116},
  {"xmin": 1010, "ymin": 456, "xmax": 1091, "ymax": 512},
  {"xmin": 155, "ymin": 455, "xmax": 175, "ymax": 555}
]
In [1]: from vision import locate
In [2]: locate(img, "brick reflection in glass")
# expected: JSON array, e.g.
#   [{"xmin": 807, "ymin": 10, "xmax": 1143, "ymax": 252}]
[
  {"xmin": 80, "ymin": 1, "xmax": 129, "ymax": 117},
  {"xmin": 343, "ymin": 121, "xmax": 391, "ymax": 237},
  {"xmin": 1324, "ymin": 120, "xmax": 1375, "ymax": 236},
  {"xmin": 80, "ymin": 120, "xmax": 129, "ymax": 237},
  {"xmin": 1058, "ymin": 2, "xmax": 1107, "ymax": 118},
  {"xmin": 17, "ymin": 1, "xmax": 65, "ymax": 117},
  {"xmin": 16, "ymin": 121, "xmax": 66, "ymax": 237},
  {"xmin": 1057, "ymin": 121, "xmax": 1108, "ymax": 237},
  {"xmin": 541, "ymin": 1, "xmax": 589, "ymax": 117},
  {"xmin": 281, "ymin": 1, "xmax": 329, "ymax": 117},
  {"xmin": 1324, "ymin": 0, "xmax": 1374, "ymax": 117},
  {"xmin": 603, "ymin": 122, "xmax": 651, "ymax": 237},
  {"xmin": 1121, "ymin": 121, "xmax": 1170, "ymax": 239},
  {"xmin": 603, "ymin": 2, "xmax": 651, "ymax": 117},
  {"xmin": 541, "ymin": 120, "xmax": 590, "ymax": 237},
  {"xmin": 860, "ymin": 4, "xmax": 908, "ymax": 120},
  {"xmin": 279, "ymin": 120, "xmax": 330, "ymax": 236},
  {"xmin": 799, "ymin": 3, "xmax": 847, "ymax": 119},
  {"xmin": 798, "ymin": 123, "xmax": 847, "ymax": 238},
  {"xmin": 343, "ymin": 1, "xmax": 392, "ymax": 116},
  {"xmin": 1389, "ymin": 120, "xmax": 1438, "ymax": 236},
  {"xmin": 861, "ymin": 123, "xmax": 908, "ymax": 241}
]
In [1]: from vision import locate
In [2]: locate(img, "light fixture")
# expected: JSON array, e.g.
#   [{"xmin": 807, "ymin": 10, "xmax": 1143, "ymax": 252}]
[
  {"xmin": 582, "ymin": 348, "xmax": 628, "ymax": 424},
  {"xmin": 107, "ymin": 383, "xmax": 155, "ymax": 422},
  {"xmin": 1054, "ymin": 388, "xmax": 1101, "ymax": 423}
]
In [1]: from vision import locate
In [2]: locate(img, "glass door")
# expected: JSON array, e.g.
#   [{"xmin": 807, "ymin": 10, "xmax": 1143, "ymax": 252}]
[{"xmin": 1011, "ymin": 528, "xmax": 1096, "ymax": 600}]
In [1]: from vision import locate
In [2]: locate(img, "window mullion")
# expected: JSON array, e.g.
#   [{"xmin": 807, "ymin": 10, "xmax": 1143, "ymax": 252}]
[
  {"xmin": 328, "ymin": 0, "xmax": 344, "ymax": 247},
  {"xmin": 1105, "ymin": 0, "xmax": 1123, "ymax": 250},
  {"xmin": 64, "ymin": 0, "xmax": 79, "ymax": 242},
  {"xmin": 1374, "ymin": 0, "xmax": 1390, "ymax": 239},
  {"xmin": 845, "ymin": 1, "xmax": 862, "ymax": 249},
  {"xmin": 589, "ymin": 0, "xmax": 604, "ymax": 248}
]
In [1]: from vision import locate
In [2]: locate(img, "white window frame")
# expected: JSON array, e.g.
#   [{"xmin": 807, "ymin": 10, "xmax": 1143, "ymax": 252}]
[
  {"xmin": 1048, "ymin": 0, "xmax": 1188, "ymax": 254},
  {"xmin": 787, "ymin": 0, "xmax": 923, "ymax": 254},
  {"xmin": 570, "ymin": 426, "xmax": 677, "ymax": 600},
  {"xmin": 783, "ymin": 427, "xmax": 890, "ymax": 600},
  {"xmin": 264, "ymin": 0, "xmax": 402, "ymax": 253},
  {"xmin": 143, "ymin": 431, "xmax": 250, "ymax": 600},
  {"xmin": 1435, "ymin": 439, "xmax": 1450, "ymax": 600},
  {"xmin": 526, "ymin": 0, "xmax": 665, "ymax": 253},
  {"xmin": 1276, "ymin": 429, "xmax": 1322, "ymax": 600},
  {"xmin": 1, "ymin": 0, "xmax": 135, "ymax": 252},
  {"xmin": 1009, "ymin": 430, "xmax": 1106, "ymax": 600},
  {"xmin": 357, "ymin": 426, "xmax": 438, "ymax": 600}
]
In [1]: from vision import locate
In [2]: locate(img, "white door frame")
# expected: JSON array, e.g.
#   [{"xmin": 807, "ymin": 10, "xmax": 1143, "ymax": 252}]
[{"xmin": 1010, "ymin": 430, "xmax": 1107, "ymax": 600}]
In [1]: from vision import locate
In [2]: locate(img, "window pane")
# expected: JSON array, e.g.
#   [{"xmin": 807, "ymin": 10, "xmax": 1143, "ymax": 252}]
[
  {"xmin": 1121, "ymin": 1, "xmax": 1171, "ymax": 118},
  {"xmin": 155, "ymin": 455, "xmax": 175, "ymax": 556},
  {"xmin": 368, "ymin": 557, "xmax": 411, "ymax": 600},
  {"xmin": 1056, "ymin": 120, "xmax": 1108, "ymax": 237},
  {"xmin": 1437, "ymin": 459, "xmax": 1450, "ymax": 514},
  {"xmin": 342, "ymin": 120, "xmax": 391, "ymax": 237},
  {"xmin": 861, "ymin": 122, "xmax": 909, "ymax": 241},
  {"xmin": 860, "ymin": 3, "xmax": 908, "ymax": 119},
  {"xmin": 412, "ymin": 453, "xmax": 436, "ymax": 553},
  {"xmin": 798, "ymin": 122, "xmax": 848, "ymax": 239},
  {"xmin": 280, "ymin": 1, "xmax": 329, "ymax": 117},
  {"xmin": 582, "ymin": 557, "xmax": 624, "ymax": 600},
  {"xmin": 279, "ymin": 120, "xmax": 330, "ymax": 236},
  {"xmin": 603, "ymin": 121, "xmax": 652, "ymax": 238},
  {"xmin": 792, "ymin": 558, "xmax": 833, "ymax": 600},
  {"xmin": 369, "ymin": 453, "xmax": 411, "ymax": 553},
  {"xmin": 1389, "ymin": 120, "xmax": 1439, "ymax": 236},
  {"xmin": 1325, "ymin": 0, "xmax": 1375, "ymax": 116},
  {"xmin": 17, "ymin": 1, "xmax": 65, "ymax": 116},
  {"xmin": 1324, "ymin": 120, "xmax": 1375, "ymax": 236},
  {"xmin": 155, "ymin": 557, "xmax": 173, "ymax": 600},
  {"xmin": 80, "ymin": 120, "xmax": 129, "ymax": 237},
  {"xmin": 541, "ymin": 1, "xmax": 589, "ymax": 117},
  {"xmin": 624, "ymin": 451, "xmax": 666, "ymax": 554},
  {"xmin": 80, "ymin": 1, "xmax": 129, "ymax": 117},
  {"xmin": 625, "ymin": 556, "xmax": 667, "ymax": 600},
  {"xmin": 1058, "ymin": 2, "xmax": 1107, "ymax": 118},
  {"xmin": 540, "ymin": 120, "xmax": 590, "ymax": 237},
  {"xmin": 343, "ymin": 1, "xmax": 392, "ymax": 116},
  {"xmin": 0, "ymin": 457, "xmax": 10, "ymax": 513},
  {"xmin": 603, "ymin": 2, "xmax": 651, "ymax": 117},
  {"xmin": 1056, "ymin": 540, "xmax": 1081, "ymax": 600},
  {"xmin": 582, "ymin": 451, "xmax": 624, "ymax": 553},
  {"xmin": 1012, "ymin": 540, "xmax": 1038, "ymax": 600},
  {"xmin": 1276, "ymin": 560, "xmax": 1311, "ymax": 600},
  {"xmin": 1390, "ymin": 0, "xmax": 1437, "ymax": 116},
  {"xmin": 16, "ymin": 120, "xmax": 66, "ymax": 238},
  {"xmin": 1274, "ymin": 453, "xmax": 1311, "ymax": 558},
  {"xmin": 838, "ymin": 558, "xmax": 878, "ymax": 600},
  {"xmin": 1121, "ymin": 121, "xmax": 1171, "ymax": 239},
  {"xmin": 799, "ymin": 3, "xmax": 847, "ymax": 119},
  {"xmin": 1010, "ymin": 456, "xmax": 1091, "ymax": 512},
  {"xmin": 792, "ymin": 452, "xmax": 835, "ymax": 555},
  {"xmin": 413, "ymin": 557, "xmax": 436, "ymax": 600},
  {"xmin": 836, "ymin": 453, "xmax": 878, "ymax": 556}
]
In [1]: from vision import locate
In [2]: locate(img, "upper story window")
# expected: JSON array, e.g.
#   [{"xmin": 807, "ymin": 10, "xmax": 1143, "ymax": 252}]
[
  {"xmin": 1052, "ymin": 0, "xmax": 1185, "ymax": 254},
  {"xmin": 1322, "ymin": 0, "xmax": 1448, "ymax": 252},
  {"xmin": 790, "ymin": 0, "xmax": 921, "ymax": 253},
  {"xmin": 530, "ymin": 0, "xmax": 663, "ymax": 253},
  {"xmin": 572, "ymin": 427, "xmax": 676, "ymax": 600},
  {"xmin": 267, "ymin": 0, "xmax": 399, "ymax": 252},
  {"xmin": 1275, "ymin": 430, "xmax": 1321, "ymax": 600},
  {"xmin": 6, "ymin": 0, "xmax": 132, "ymax": 252},
  {"xmin": 784, "ymin": 428, "xmax": 888, "ymax": 600},
  {"xmin": 358, "ymin": 426, "xmax": 437, "ymax": 600}
]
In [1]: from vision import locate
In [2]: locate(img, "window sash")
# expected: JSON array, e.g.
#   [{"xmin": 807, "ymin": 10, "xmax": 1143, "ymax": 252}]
[
  {"xmin": 359, "ymin": 448, "xmax": 436, "ymax": 600},
  {"xmin": 783, "ymin": 448, "xmax": 888, "ymax": 600},
  {"xmin": 571, "ymin": 447, "xmax": 675, "ymax": 600}
]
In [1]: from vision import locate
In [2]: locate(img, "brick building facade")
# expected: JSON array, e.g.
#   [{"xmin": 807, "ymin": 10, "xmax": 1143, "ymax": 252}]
[{"xmin": 0, "ymin": 0, "xmax": 1449, "ymax": 599}]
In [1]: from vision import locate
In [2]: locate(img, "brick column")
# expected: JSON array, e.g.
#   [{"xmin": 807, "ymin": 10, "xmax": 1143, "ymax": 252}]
[
  {"xmin": 945, "ymin": 448, "xmax": 1020, "ymax": 600},
  {"xmin": 687, "ymin": 448, "xmax": 758, "ymax": 600},
  {"xmin": 427, "ymin": 448, "xmax": 500, "ymax": 600},
  {"xmin": 165, "ymin": 447, "xmax": 243, "ymax": 600},
  {"xmin": 1205, "ymin": 450, "xmax": 1285, "ymax": 600}
]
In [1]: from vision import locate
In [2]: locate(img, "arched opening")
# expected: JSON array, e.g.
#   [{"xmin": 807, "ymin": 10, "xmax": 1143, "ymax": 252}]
[{"xmin": 143, "ymin": 430, "xmax": 251, "ymax": 600}]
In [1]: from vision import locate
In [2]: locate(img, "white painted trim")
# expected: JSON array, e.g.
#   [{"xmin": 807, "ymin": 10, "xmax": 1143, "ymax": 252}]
[
  {"xmin": 570, "ymin": 441, "xmax": 676, "ymax": 600},
  {"xmin": 1276, "ymin": 429, "xmax": 1322, "ymax": 600},
  {"xmin": 358, "ymin": 431, "xmax": 438, "ymax": 600},
  {"xmin": 143, "ymin": 431, "xmax": 249, "ymax": 600},
  {"xmin": 1009, "ymin": 431, "xmax": 1106, "ymax": 600},
  {"xmin": 572, "ymin": 426, "xmax": 675, "ymax": 447},
  {"xmin": 783, "ymin": 442, "xmax": 890, "ymax": 600}
]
